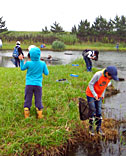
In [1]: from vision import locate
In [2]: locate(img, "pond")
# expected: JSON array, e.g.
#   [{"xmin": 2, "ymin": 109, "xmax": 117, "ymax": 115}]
[
  {"xmin": 0, "ymin": 50, "xmax": 126, "ymax": 155},
  {"xmin": 0, "ymin": 50, "xmax": 81, "ymax": 67}
]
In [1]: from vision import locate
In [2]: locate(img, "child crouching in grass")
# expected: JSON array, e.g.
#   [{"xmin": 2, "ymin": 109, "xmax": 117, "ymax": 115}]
[{"xmin": 18, "ymin": 46, "xmax": 49, "ymax": 119}]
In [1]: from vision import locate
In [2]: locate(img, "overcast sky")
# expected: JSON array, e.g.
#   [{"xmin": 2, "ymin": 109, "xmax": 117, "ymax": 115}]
[{"xmin": 0, "ymin": 0, "xmax": 126, "ymax": 32}]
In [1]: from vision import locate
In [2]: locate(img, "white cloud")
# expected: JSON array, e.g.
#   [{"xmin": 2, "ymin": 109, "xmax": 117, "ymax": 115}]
[{"xmin": 0, "ymin": 0, "xmax": 126, "ymax": 31}]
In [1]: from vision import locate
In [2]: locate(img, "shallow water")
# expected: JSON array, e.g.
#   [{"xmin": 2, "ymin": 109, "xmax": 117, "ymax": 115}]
[
  {"xmin": 0, "ymin": 50, "xmax": 81, "ymax": 67},
  {"xmin": 94, "ymin": 51, "xmax": 126, "ymax": 121},
  {"xmin": 0, "ymin": 50, "xmax": 126, "ymax": 155}
]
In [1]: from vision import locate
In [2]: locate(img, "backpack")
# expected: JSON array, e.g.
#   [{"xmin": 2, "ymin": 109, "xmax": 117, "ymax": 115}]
[
  {"xmin": 13, "ymin": 47, "xmax": 19, "ymax": 58},
  {"xmin": 82, "ymin": 49, "xmax": 90, "ymax": 57},
  {"xmin": 78, "ymin": 98, "xmax": 89, "ymax": 120}
]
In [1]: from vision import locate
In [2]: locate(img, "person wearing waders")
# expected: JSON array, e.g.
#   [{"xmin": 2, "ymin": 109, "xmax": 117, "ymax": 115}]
[
  {"xmin": 82, "ymin": 49, "xmax": 99, "ymax": 72},
  {"xmin": 18, "ymin": 46, "xmax": 49, "ymax": 119},
  {"xmin": 86, "ymin": 66, "xmax": 119, "ymax": 136}
]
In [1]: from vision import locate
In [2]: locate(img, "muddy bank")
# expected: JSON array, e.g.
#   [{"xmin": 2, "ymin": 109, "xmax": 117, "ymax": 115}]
[
  {"xmin": 18, "ymin": 86, "xmax": 121, "ymax": 156},
  {"xmin": 19, "ymin": 118, "xmax": 120, "ymax": 156},
  {"xmin": 105, "ymin": 85, "xmax": 120, "ymax": 98}
]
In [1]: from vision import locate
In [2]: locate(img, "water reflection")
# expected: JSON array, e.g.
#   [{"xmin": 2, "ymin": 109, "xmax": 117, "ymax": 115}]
[
  {"xmin": 67, "ymin": 140, "xmax": 123, "ymax": 156},
  {"xmin": 0, "ymin": 50, "xmax": 82, "ymax": 67}
]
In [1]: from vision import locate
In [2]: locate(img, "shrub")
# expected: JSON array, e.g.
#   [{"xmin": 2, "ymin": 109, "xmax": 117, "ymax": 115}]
[
  {"xmin": 58, "ymin": 34, "xmax": 78, "ymax": 45},
  {"xmin": 52, "ymin": 40, "xmax": 65, "ymax": 50}
]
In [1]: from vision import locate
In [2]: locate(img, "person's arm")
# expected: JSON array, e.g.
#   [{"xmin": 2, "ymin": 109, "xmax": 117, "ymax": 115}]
[
  {"xmin": 102, "ymin": 81, "xmax": 112, "ymax": 98},
  {"xmin": 18, "ymin": 47, "xmax": 24, "ymax": 56},
  {"xmin": 88, "ymin": 71, "xmax": 102, "ymax": 98},
  {"xmin": 87, "ymin": 51, "xmax": 96, "ymax": 60},
  {"xmin": 87, "ymin": 51, "xmax": 93, "ymax": 59},
  {"xmin": 18, "ymin": 54, "xmax": 28, "ymax": 70},
  {"xmin": 43, "ymin": 62, "xmax": 49, "ymax": 75}
]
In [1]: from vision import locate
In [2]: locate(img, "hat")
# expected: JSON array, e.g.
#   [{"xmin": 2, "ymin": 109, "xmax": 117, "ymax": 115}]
[
  {"xmin": 106, "ymin": 66, "xmax": 119, "ymax": 81},
  {"xmin": 28, "ymin": 45, "xmax": 36, "ymax": 51},
  {"xmin": 16, "ymin": 41, "xmax": 20, "ymax": 45}
]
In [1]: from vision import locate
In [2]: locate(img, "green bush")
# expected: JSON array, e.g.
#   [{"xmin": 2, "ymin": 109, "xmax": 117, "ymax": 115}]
[
  {"xmin": 52, "ymin": 40, "xmax": 65, "ymax": 50},
  {"xmin": 58, "ymin": 34, "xmax": 78, "ymax": 45}
]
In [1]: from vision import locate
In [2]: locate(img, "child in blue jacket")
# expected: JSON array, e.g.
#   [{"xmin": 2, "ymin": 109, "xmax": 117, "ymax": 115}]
[{"xmin": 19, "ymin": 46, "xmax": 49, "ymax": 119}]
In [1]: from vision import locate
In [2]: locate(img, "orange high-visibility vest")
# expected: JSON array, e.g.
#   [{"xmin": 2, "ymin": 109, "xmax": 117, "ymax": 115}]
[{"xmin": 86, "ymin": 74, "xmax": 110, "ymax": 98}]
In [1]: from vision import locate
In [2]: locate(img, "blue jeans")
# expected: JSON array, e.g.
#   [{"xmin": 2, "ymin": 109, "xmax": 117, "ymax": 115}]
[
  {"xmin": 83, "ymin": 56, "xmax": 92, "ymax": 72},
  {"xmin": 87, "ymin": 96, "xmax": 102, "ymax": 118},
  {"xmin": 14, "ymin": 58, "xmax": 20, "ymax": 67},
  {"xmin": 24, "ymin": 85, "xmax": 43, "ymax": 110},
  {"xmin": 87, "ymin": 96, "xmax": 102, "ymax": 130}
]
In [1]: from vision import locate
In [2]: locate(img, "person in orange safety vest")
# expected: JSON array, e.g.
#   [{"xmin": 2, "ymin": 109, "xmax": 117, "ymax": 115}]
[{"xmin": 86, "ymin": 66, "xmax": 119, "ymax": 136}]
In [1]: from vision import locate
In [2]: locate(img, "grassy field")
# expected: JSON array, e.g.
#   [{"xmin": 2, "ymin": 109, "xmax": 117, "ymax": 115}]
[
  {"xmin": 1, "ymin": 31, "xmax": 126, "ymax": 51},
  {"xmin": 0, "ymin": 58, "xmax": 122, "ymax": 155},
  {"xmin": 0, "ymin": 58, "xmax": 99, "ymax": 155},
  {"xmin": 1, "ymin": 41, "xmax": 126, "ymax": 51}
]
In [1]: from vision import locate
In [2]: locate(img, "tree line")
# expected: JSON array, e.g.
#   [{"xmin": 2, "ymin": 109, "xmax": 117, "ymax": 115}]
[
  {"xmin": 42, "ymin": 15, "xmax": 126, "ymax": 43},
  {"xmin": 73, "ymin": 15, "xmax": 126, "ymax": 43},
  {"xmin": 0, "ymin": 17, "xmax": 8, "ymax": 33},
  {"xmin": 1, "ymin": 15, "xmax": 126, "ymax": 43}
]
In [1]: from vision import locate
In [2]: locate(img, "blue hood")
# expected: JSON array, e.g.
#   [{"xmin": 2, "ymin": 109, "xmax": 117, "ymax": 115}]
[{"xmin": 29, "ymin": 47, "xmax": 41, "ymax": 61}]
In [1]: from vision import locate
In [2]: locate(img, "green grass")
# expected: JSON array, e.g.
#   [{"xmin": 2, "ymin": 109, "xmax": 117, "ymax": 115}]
[
  {"xmin": 1, "ymin": 31, "xmax": 126, "ymax": 51},
  {"xmin": 1, "ymin": 41, "xmax": 126, "ymax": 51},
  {"xmin": 0, "ymin": 58, "xmax": 98, "ymax": 155},
  {"xmin": 65, "ymin": 42, "xmax": 126, "ymax": 51}
]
